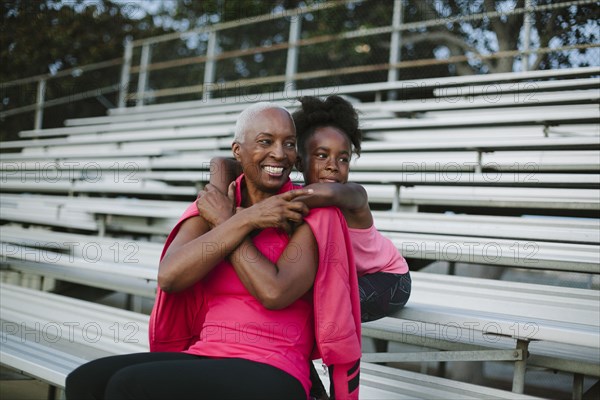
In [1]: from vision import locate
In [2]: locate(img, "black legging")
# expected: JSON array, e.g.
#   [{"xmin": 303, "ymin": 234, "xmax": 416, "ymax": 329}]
[
  {"xmin": 65, "ymin": 352, "xmax": 305, "ymax": 400},
  {"xmin": 358, "ymin": 271, "xmax": 411, "ymax": 322}
]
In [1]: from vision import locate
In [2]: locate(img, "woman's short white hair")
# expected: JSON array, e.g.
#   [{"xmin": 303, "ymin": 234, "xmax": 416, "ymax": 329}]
[{"xmin": 234, "ymin": 102, "xmax": 292, "ymax": 143}]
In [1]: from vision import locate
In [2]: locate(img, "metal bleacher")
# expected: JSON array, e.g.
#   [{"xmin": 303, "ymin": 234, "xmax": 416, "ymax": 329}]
[{"xmin": 1, "ymin": 67, "xmax": 599, "ymax": 399}]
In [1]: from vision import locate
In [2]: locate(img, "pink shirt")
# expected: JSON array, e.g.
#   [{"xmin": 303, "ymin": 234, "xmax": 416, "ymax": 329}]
[
  {"xmin": 184, "ymin": 227, "xmax": 314, "ymax": 395},
  {"xmin": 150, "ymin": 175, "xmax": 362, "ymax": 399},
  {"xmin": 348, "ymin": 224, "xmax": 409, "ymax": 276},
  {"xmin": 182, "ymin": 177, "xmax": 314, "ymax": 395}
]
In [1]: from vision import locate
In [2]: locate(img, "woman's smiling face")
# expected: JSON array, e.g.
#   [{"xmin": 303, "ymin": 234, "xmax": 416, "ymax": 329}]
[
  {"xmin": 301, "ymin": 126, "xmax": 352, "ymax": 185},
  {"xmin": 233, "ymin": 107, "xmax": 297, "ymax": 195}
]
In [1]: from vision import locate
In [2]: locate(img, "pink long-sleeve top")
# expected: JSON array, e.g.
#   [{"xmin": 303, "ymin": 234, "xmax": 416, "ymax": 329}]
[{"xmin": 348, "ymin": 224, "xmax": 409, "ymax": 276}]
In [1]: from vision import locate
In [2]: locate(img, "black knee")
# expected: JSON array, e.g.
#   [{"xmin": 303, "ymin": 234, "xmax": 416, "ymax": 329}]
[
  {"xmin": 104, "ymin": 365, "xmax": 146, "ymax": 400},
  {"xmin": 65, "ymin": 362, "xmax": 99, "ymax": 400}
]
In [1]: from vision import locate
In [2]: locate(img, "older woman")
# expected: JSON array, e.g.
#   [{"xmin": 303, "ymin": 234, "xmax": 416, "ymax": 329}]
[{"xmin": 66, "ymin": 103, "xmax": 361, "ymax": 400}]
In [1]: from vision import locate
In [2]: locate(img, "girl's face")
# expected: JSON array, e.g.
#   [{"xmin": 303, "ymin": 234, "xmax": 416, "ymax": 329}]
[{"xmin": 300, "ymin": 126, "xmax": 352, "ymax": 185}]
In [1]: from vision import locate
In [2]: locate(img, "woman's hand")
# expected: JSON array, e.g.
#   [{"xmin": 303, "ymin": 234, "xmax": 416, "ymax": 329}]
[
  {"xmin": 240, "ymin": 188, "xmax": 312, "ymax": 233},
  {"xmin": 196, "ymin": 183, "xmax": 236, "ymax": 228}
]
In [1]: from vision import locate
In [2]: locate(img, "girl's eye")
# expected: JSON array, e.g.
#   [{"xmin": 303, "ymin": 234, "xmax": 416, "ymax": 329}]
[
  {"xmin": 339, "ymin": 157, "xmax": 350, "ymax": 163},
  {"xmin": 316, "ymin": 153, "xmax": 327, "ymax": 159}
]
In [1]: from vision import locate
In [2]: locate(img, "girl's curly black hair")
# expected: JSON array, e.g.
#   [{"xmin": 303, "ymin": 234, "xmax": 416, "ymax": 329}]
[{"xmin": 292, "ymin": 95, "xmax": 363, "ymax": 157}]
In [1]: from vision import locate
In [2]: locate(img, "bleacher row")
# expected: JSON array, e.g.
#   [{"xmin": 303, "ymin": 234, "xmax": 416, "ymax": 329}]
[{"xmin": 1, "ymin": 66, "xmax": 599, "ymax": 399}]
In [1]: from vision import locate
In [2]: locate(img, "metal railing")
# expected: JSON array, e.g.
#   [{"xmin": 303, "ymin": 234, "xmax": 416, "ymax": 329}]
[
  {"xmin": 1, "ymin": 58, "xmax": 122, "ymax": 131},
  {"xmin": 1, "ymin": 0, "xmax": 598, "ymax": 132}
]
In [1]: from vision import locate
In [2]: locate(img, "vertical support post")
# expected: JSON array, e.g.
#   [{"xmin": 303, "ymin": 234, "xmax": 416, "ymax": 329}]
[
  {"xmin": 373, "ymin": 339, "xmax": 389, "ymax": 353},
  {"xmin": 34, "ymin": 78, "xmax": 46, "ymax": 131},
  {"xmin": 132, "ymin": 295, "xmax": 143, "ymax": 313},
  {"xmin": 95, "ymin": 214, "xmax": 107, "ymax": 237},
  {"xmin": 47, "ymin": 385, "xmax": 57, "ymax": 400},
  {"xmin": 285, "ymin": 14, "xmax": 302, "ymax": 92},
  {"xmin": 118, "ymin": 38, "xmax": 133, "ymax": 108},
  {"xmin": 512, "ymin": 339, "xmax": 529, "ymax": 393},
  {"xmin": 447, "ymin": 262, "xmax": 456, "ymax": 275},
  {"xmin": 203, "ymin": 30, "xmax": 218, "ymax": 101},
  {"xmin": 136, "ymin": 42, "xmax": 152, "ymax": 107},
  {"xmin": 387, "ymin": 0, "xmax": 403, "ymax": 100},
  {"xmin": 392, "ymin": 184, "xmax": 400, "ymax": 212},
  {"xmin": 573, "ymin": 373, "xmax": 584, "ymax": 400},
  {"xmin": 437, "ymin": 361, "xmax": 447, "ymax": 378},
  {"xmin": 522, "ymin": 0, "xmax": 533, "ymax": 72}
]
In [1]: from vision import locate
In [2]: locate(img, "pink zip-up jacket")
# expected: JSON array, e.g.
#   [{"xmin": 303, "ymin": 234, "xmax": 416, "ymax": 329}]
[{"xmin": 149, "ymin": 175, "xmax": 361, "ymax": 399}]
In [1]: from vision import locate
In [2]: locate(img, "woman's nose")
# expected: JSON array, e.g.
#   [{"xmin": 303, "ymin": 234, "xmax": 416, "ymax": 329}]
[{"xmin": 270, "ymin": 144, "xmax": 285, "ymax": 159}]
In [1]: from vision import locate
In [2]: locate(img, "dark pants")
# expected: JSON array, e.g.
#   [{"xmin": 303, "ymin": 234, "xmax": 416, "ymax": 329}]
[
  {"xmin": 66, "ymin": 352, "xmax": 305, "ymax": 400},
  {"xmin": 358, "ymin": 271, "xmax": 411, "ymax": 322}
]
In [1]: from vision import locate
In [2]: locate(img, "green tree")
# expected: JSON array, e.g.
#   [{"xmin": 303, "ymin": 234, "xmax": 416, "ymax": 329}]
[
  {"xmin": 397, "ymin": 0, "xmax": 598, "ymax": 74},
  {"xmin": 142, "ymin": 0, "xmax": 305, "ymax": 101},
  {"xmin": 2, "ymin": 0, "xmax": 596, "ymax": 139},
  {"xmin": 147, "ymin": 0, "xmax": 597, "ymax": 99},
  {"xmin": 1, "ymin": 0, "xmax": 172, "ymax": 140}
]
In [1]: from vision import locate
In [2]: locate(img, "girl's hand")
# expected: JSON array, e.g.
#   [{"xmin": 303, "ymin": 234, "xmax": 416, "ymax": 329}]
[{"xmin": 196, "ymin": 183, "xmax": 236, "ymax": 228}]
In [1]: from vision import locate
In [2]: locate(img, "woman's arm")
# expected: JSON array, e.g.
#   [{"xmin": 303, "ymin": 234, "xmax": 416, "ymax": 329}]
[
  {"xmin": 228, "ymin": 222, "xmax": 318, "ymax": 310},
  {"xmin": 209, "ymin": 157, "xmax": 242, "ymax": 194},
  {"xmin": 159, "ymin": 186, "xmax": 311, "ymax": 293},
  {"xmin": 164, "ymin": 184, "xmax": 312, "ymax": 298},
  {"xmin": 158, "ymin": 211, "xmax": 255, "ymax": 293},
  {"xmin": 195, "ymin": 184, "xmax": 315, "ymax": 309}
]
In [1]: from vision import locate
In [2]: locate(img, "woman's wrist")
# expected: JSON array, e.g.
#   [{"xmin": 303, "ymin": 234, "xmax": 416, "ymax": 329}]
[
  {"xmin": 231, "ymin": 208, "xmax": 256, "ymax": 231},
  {"xmin": 212, "ymin": 210, "xmax": 234, "ymax": 227}
]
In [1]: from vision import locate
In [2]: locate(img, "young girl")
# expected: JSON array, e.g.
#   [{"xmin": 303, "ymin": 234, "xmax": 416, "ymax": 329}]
[{"xmin": 292, "ymin": 95, "xmax": 411, "ymax": 323}]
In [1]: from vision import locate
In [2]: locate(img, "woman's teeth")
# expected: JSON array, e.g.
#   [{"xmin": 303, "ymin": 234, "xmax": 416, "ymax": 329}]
[{"xmin": 264, "ymin": 166, "xmax": 284, "ymax": 175}]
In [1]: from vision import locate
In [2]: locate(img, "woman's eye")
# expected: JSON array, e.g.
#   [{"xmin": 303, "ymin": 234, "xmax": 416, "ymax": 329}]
[
  {"xmin": 285, "ymin": 142, "xmax": 296, "ymax": 148},
  {"xmin": 259, "ymin": 139, "xmax": 271, "ymax": 145}
]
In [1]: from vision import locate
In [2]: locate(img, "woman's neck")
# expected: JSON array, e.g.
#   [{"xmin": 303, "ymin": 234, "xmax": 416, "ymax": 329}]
[{"xmin": 240, "ymin": 181, "xmax": 272, "ymax": 208}]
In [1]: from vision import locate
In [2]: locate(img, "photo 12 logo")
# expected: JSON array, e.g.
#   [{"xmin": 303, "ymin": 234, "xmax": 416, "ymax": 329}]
[
  {"xmin": 1, "ymin": 161, "xmax": 140, "ymax": 184},
  {"xmin": 1, "ymin": 321, "xmax": 143, "ymax": 345}
]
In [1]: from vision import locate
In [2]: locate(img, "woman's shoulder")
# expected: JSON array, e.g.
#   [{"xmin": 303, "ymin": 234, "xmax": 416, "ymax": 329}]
[
  {"xmin": 306, "ymin": 205, "xmax": 342, "ymax": 218},
  {"xmin": 182, "ymin": 201, "xmax": 200, "ymax": 219},
  {"xmin": 303, "ymin": 206, "xmax": 347, "ymax": 234}
]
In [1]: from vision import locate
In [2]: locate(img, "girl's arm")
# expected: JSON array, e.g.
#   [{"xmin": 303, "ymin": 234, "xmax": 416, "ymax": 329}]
[
  {"xmin": 298, "ymin": 182, "xmax": 368, "ymax": 210},
  {"xmin": 209, "ymin": 157, "xmax": 242, "ymax": 194},
  {"xmin": 297, "ymin": 182, "xmax": 373, "ymax": 228}
]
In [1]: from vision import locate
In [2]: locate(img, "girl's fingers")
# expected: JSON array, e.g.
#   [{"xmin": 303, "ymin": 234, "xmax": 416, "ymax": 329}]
[
  {"xmin": 227, "ymin": 181, "xmax": 236, "ymax": 201},
  {"xmin": 284, "ymin": 209, "xmax": 305, "ymax": 224},
  {"xmin": 281, "ymin": 188, "xmax": 313, "ymax": 201}
]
